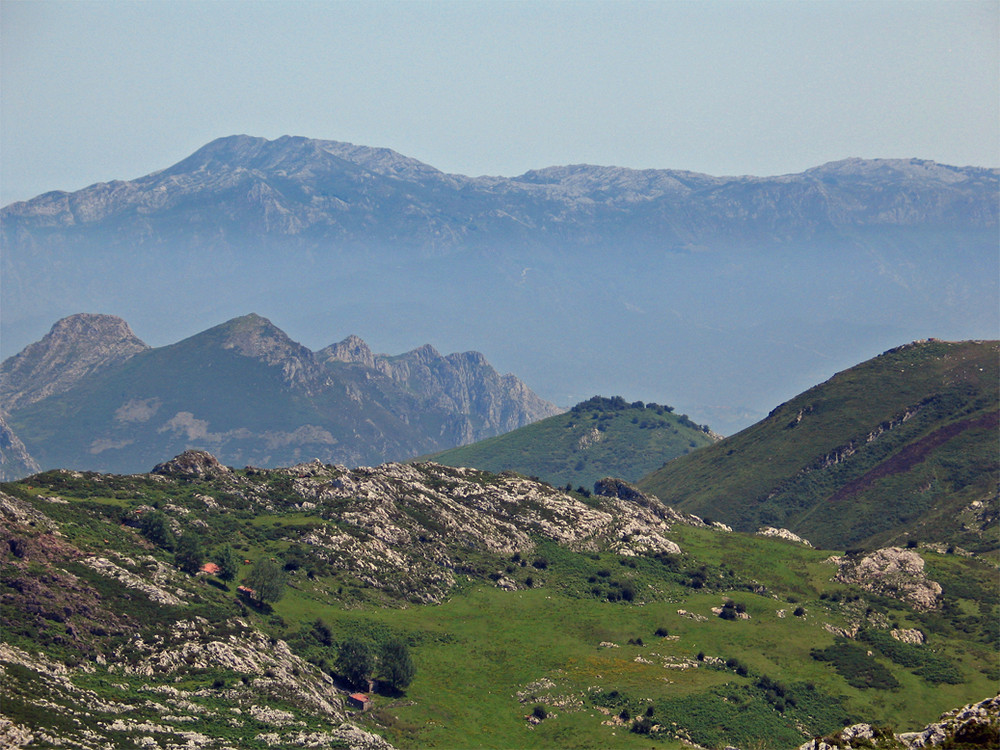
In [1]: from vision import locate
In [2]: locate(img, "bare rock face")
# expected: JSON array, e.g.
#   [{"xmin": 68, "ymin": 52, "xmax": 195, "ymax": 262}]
[
  {"xmin": 0, "ymin": 413, "xmax": 40, "ymax": 480},
  {"xmin": 320, "ymin": 335, "xmax": 377, "ymax": 369},
  {"xmin": 0, "ymin": 313, "xmax": 148, "ymax": 411},
  {"xmin": 320, "ymin": 334, "xmax": 563, "ymax": 443},
  {"xmin": 757, "ymin": 526, "xmax": 814, "ymax": 547},
  {"xmin": 152, "ymin": 450, "xmax": 231, "ymax": 479},
  {"xmin": 799, "ymin": 694, "xmax": 1000, "ymax": 749},
  {"xmin": 217, "ymin": 313, "xmax": 321, "ymax": 389},
  {"xmin": 833, "ymin": 547, "xmax": 942, "ymax": 611}
]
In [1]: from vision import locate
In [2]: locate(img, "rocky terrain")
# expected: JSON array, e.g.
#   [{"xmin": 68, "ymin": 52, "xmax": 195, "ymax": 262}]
[
  {"xmin": 799, "ymin": 694, "xmax": 999, "ymax": 749},
  {"xmin": 0, "ymin": 413, "xmax": 40, "ymax": 481},
  {"xmin": 1, "ymin": 313, "xmax": 561, "ymax": 477},
  {"xmin": 2, "ymin": 449, "xmax": 997, "ymax": 749},
  {"xmin": 0, "ymin": 313, "xmax": 149, "ymax": 412}
]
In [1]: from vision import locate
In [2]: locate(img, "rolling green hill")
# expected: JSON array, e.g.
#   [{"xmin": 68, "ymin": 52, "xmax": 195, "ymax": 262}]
[
  {"xmin": 423, "ymin": 395, "xmax": 717, "ymax": 489},
  {"xmin": 639, "ymin": 340, "xmax": 999, "ymax": 552},
  {"xmin": 2, "ymin": 453, "xmax": 997, "ymax": 749}
]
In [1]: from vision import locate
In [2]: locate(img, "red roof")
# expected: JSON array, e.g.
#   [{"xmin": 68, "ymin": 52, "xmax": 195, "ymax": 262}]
[
  {"xmin": 350, "ymin": 693, "xmax": 369, "ymax": 702},
  {"xmin": 200, "ymin": 562, "xmax": 221, "ymax": 574}
]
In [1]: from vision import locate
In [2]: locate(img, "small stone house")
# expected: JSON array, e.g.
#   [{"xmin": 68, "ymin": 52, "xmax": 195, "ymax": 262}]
[{"xmin": 348, "ymin": 693, "xmax": 371, "ymax": 712}]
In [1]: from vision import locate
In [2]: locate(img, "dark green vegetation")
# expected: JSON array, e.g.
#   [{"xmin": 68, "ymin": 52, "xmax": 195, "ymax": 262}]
[
  {"xmin": 425, "ymin": 395, "xmax": 716, "ymax": 488},
  {"xmin": 640, "ymin": 340, "xmax": 999, "ymax": 552},
  {"xmin": 2, "ymin": 455, "xmax": 997, "ymax": 749},
  {"xmin": 1, "ymin": 313, "xmax": 559, "ymax": 477}
]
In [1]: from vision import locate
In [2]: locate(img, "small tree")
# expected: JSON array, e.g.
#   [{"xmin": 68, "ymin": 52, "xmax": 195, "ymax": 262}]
[
  {"xmin": 174, "ymin": 533, "xmax": 205, "ymax": 575},
  {"xmin": 242, "ymin": 558, "xmax": 287, "ymax": 605},
  {"xmin": 139, "ymin": 510, "xmax": 174, "ymax": 550},
  {"xmin": 379, "ymin": 639, "xmax": 416, "ymax": 693},
  {"xmin": 214, "ymin": 545, "xmax": 239, "ymax": 581},
  {"xmin": 336, "ymin": 639, "xmax": 375, "ymax": 690}
]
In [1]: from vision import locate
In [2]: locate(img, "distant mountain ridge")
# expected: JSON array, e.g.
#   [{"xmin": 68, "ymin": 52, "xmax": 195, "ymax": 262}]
[
  {"xmin": 0, "ymin": 313, "xmax": 561, "ymax": 477},
  {"xmin": 2, "ymin": 136, "xmax": 997, "ymax": 435},
  {"xmin": 5, "ymin": 136, "xmax": 994, "ymax": 246}
]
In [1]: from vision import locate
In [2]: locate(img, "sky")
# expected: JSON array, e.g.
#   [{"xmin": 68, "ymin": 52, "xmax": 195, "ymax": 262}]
[{"xmin": 1, "ymin": 0, "xmax": 998, "ymax": 206}]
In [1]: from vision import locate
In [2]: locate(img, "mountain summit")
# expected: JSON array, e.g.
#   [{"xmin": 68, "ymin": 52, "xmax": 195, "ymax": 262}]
[{"xmin": 0, "ymin": 313, "xmax": 148, "ymax": 412}]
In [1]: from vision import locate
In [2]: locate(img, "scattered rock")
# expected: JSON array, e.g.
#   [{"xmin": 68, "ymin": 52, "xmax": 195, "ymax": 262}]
[
  {"xmin": 834, "ymin": 547, "xmax": 942, "ymax": 611},
  {"xmin": 152, "ymin": 450, "xmax": 232, "ymax": 479},
  {"xmin": 757, "ymin": 526, "xmax": 813, "ymax": 547}
]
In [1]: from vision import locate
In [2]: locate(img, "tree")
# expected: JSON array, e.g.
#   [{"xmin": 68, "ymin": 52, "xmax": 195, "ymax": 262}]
[
  {"xmin": 174, "ymin": 533, "xmax": 205, "ymax": 575},
  {"xmin": 242, "ymin": 558, "xmax": 287, "ymax": 605},
  {"xmin": 139, "ymin": 510, "xmax": 174, "ymax": 550},
  {"xmin": 336, "ymin": 639, "xmax": 375, "ymax": 690},
  {"xmin": 214, "ymin": 544, "xmax": 239, "ymax": 581},
  {"xmin": 379, "ymin": 639, "xmax": 416, "ymax": 693}
]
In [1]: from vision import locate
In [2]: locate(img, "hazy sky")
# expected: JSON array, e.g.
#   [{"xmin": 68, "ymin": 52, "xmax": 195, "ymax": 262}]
[{"xmin": 2, "ymin": 0, "xmax": 997, "ymax": 206}]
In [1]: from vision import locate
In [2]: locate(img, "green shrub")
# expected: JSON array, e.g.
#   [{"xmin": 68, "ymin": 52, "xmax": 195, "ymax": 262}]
[{"xmin": 810, "ymin": 640, "xmax": 900, "ymax": 690}]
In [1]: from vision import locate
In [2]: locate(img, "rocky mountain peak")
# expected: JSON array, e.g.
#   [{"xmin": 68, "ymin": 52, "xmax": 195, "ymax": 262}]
[
  {"xmin": 318, "ymin": 335, "xmax": 376, "ymax": 369},
  {"xmin": 214, "ymin": 313, "xmax": 319, "ymax": 388},
  {"xmin": 1, "ymin": 313, "xmax": 148, "ymax": 412},
  {"xmin": 151, "ymin": 449, "xmax": 230, "ymax": 479}
]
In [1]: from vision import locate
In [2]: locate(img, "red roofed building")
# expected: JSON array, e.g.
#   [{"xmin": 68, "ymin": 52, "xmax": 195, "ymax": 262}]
[
  {"xmin": 200, "ymin": 562, "xmax": 221, "ymax": 575},
  {"xmin": 348, "ymin": 693, "xmax": 371, "ymax": 712}
]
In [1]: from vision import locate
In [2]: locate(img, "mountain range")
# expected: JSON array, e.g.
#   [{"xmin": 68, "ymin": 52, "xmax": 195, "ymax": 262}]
[
  {"xmin": 3, "ymin": 135, "xmax": 996, "ymax": 434},
  {"xmin": 0, "ymin": 313, "xmax": 560, "ymax": 477}
]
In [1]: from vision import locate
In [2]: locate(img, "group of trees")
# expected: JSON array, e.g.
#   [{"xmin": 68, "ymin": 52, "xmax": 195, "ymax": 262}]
[{"xmin": 334, "ymin": 635, "xmax": 416, "ymax": 693}]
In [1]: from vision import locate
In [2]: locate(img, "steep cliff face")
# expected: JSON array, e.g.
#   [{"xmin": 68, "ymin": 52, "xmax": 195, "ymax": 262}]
[
  {"xmin": 0, "ymin": 414, "xmax": 39, "ymax": 481},
  {"xmin": 0, "ymin": 313, "xmax": 148, "ymax": 411},
  {"xmin": 320, "ymin": 337, "xmax": 564, "ymax": 444}
]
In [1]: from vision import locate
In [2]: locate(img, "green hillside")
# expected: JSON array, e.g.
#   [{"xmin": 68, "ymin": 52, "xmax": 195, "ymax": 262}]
[
  {"xmin": 2, "ymin": 456, "xmax": 997, "ymax": 749},
  {"xmin": 424, "ymin": 395, "xmax": 716, "ymax": 489},
  {"xmin": 639, "ymin": 340, "xmax": 999, "ymax": 552}
]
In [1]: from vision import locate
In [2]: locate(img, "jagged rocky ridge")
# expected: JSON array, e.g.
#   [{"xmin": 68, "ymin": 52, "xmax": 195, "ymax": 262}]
[
  {"xmin": 0, "ymin": 313, "xmax": 561, "ymax": 477},
  {"xmin": 798, "ymin": 694, "xmax": 999, "ymax": 749}
]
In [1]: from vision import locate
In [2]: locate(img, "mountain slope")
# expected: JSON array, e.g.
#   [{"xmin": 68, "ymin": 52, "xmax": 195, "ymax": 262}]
[
  {"xmin": 0, "ymin": 313, "xmax": 149, "ymax": 412},
  {"xmin": 0, "ymin": 414, "xmax": 39, "ymax": 481},
  {"xmin": 3, "ymin": 136, "xmax": 996, "ymax": 435},
  {"xmin": 638, "ymin": 340, "xmax": 999, "ymax": 551},
  {"xmin": 425, "ymin": 395, "xmax": 716, "ymax": 489},
  {"xmin": 2, "ymin": 314, "xmax": 560, "ymax": 476},
  {"xmin": 1, "ymin": 453, "xmax": 997, "ymax": 749}
]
